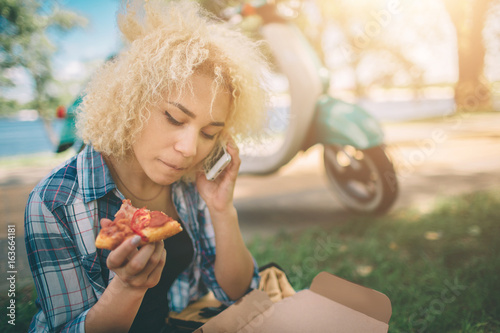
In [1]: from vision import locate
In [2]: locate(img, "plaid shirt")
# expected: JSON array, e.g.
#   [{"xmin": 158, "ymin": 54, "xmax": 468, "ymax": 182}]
[{"xmin": 24, "ymin": 145, "xmax": 260, "ymax": 332}]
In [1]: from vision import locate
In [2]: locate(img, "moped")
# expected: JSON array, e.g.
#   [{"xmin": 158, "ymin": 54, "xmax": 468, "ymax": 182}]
[{"xmin": 234, "ymin": 2, "xmax": 399, "ymax": 215}]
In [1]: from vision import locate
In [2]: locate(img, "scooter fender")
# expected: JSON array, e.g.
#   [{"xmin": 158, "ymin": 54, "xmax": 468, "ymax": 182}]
[{"xmin": 313, "ymin": 96, "xmax": 384, "ymax": 149}]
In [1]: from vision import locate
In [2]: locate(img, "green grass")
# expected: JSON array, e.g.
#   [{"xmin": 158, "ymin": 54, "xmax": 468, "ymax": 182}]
[
  {"xmin": 248, "ymin": 189, "xmax": 500, "ymax": 333},
  {"xmin": 2, "ymin": 189, "xmax": 499, "ymax": 332},
  {"xmin": 1, "ymin": 284, "xmax": 38, "ymax": 332}
]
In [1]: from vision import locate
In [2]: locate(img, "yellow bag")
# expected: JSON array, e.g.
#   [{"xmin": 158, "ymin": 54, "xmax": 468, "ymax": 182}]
[
  {"xmin": 257, "ymin": 263, "xmax": 295, "ymax": 302},
  {"xmin": 166, "ymin": 263, "xmax": 294, "ymax": 331}
]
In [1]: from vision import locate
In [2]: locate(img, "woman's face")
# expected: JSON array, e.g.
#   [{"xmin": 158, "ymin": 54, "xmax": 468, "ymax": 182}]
[{"xmin": 131, "ymin": 75, "xmax": 231, "ymax": 185}]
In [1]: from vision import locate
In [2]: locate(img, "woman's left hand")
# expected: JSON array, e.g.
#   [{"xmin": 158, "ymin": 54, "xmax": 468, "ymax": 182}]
[{"xmin": 196, "ymin": 138, "xmax": 240, "ymax": 214}]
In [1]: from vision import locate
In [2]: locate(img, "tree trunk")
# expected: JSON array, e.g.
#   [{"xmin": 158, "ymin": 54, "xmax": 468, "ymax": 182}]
[
  {"xmin": 444, "ymin": 0, "xmax": 493, "ymax": 112},
  {"xmin": 33, "ymin": 73, "xmax": 59, "ymax": 148},
  {"xmin": 42, "ymin": 118, "xmax": 58, "ymax": 148}
]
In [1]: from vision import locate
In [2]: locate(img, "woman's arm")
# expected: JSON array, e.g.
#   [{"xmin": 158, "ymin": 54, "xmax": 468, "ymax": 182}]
[
  {"xmin": 25, "ymin": 191, "xmax": 165, "ymax": 332},
  {"xmin": 25, "ymin": 192, "xmax": 98, "ymax": 332},
  {"xmin": 196, "ymin": 140, "xmax": 256, "ymax": 300},
  {"xmin": 85, "ymin": 237, "xmax": 166, "ymax": 332},
  {"xmin": 210, "ymin": 206, "xmax": 255, "ymax": 300}
]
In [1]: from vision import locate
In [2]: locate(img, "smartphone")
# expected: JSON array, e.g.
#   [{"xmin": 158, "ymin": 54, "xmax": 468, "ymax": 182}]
[{"xmin": 205, "ymin": 146, "xmax": 232, "ymax": 181}]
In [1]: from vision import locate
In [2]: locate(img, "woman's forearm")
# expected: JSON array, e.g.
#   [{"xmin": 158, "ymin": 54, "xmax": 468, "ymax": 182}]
[
  {"xmin": 211, "ymin": 206, "xmax": 255, "ymax": 300},
  {"xmin": 84, "ymin": 236, "xmax": 165, "ymax": 332},
  {"xmin": 85, "ymin": 277, "xmax": 146, "ymax": 333}
]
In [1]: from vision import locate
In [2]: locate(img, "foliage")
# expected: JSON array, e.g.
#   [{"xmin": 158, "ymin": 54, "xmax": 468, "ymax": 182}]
[
  {"xmin": 0, "ymin": 0, "xmax": 87, "ymax": 118},
  {"xmin": 299, "ymin": 0, "xmax": 498, "ymax": 105},
  {"xmin": 207, "ymin": 0, "xmax": 499, "ymax": 105},
  {"xmin": 0, "ymin": 95, "xmax": 21, "ymax": 116},
  {"xmin": 204, "ymin": 0, "xmax": 442, "ymax": 97},
  {"xmin": 303, "ymin": 0, "xmax": 452, "ymax": 97},
  {"xmin": 248, "ymin": 189, "xmax": 500, "ymax": 332}
]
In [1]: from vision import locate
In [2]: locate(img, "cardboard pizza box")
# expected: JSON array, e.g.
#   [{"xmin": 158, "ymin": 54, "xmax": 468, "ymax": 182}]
[{"xmin": 194, "ymin": 271, "xmax": 392, "ymax": 333}]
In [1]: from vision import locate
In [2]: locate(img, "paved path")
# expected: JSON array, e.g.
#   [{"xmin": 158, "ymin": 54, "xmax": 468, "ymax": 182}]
[{"xmin": 1, "ymin": 112, "xmax": 500, "ymax": 291}]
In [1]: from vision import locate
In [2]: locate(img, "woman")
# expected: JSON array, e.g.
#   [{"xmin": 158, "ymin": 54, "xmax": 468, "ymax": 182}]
[{"xmin": 24, "ymin": 1, "xmax": 269, "ymax": 331}]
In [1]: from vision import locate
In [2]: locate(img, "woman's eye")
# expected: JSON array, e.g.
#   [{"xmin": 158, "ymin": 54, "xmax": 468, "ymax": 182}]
[
  {"xmin": 202, "ymin": 132, "xmax": 216, "ymax": 140},
  {"xmin": 164, "ymin": 111, "xmax": 182, "ymax": 126}
]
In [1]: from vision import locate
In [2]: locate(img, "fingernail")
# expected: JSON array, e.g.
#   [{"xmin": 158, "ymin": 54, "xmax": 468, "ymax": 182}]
[{"xmin": 131, "ymin": 235, "xmax": 141, "ymax": 246}]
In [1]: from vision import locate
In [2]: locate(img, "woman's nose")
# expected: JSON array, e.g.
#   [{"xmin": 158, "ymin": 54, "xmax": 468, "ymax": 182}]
[{"xmin": 174, "ymin": 131, "xmax": 198, "ymax": 157}]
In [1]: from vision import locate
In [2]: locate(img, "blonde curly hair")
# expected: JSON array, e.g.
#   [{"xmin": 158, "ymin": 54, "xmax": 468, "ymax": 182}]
[{"xmin": 76, "ymin": 0, "xmax": 269, "ymax": 162}]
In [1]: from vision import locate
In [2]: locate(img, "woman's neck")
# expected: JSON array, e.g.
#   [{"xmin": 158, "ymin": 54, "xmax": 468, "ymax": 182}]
[{"xmin": 105, "ymin": 155, "xmax": 171, "ymax": 211}]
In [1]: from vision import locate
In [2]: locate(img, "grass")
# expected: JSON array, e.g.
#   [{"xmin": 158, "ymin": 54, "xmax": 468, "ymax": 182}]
[
  {"xmin": 0, "ymin": 150, "xmax": 74, "ymax": 169},
  {"xmin": 247, "ymin": 189, "xmax": 500, "ymax": 333},
  {"xmin": 1, "ymin": 284, "xmax": 38, "ymax": 332},
  {"xmin": 2, "ymin": 189, "xmax": 499, "ymax": 332}
]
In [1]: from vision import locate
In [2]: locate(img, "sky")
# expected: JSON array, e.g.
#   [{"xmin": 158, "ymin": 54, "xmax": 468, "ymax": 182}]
[
  {"xmin": 51, "ymin": 0, "xmax": 122, "ymax": 77},
  {"xmin": 4, "ymin": 0, "xmax": 123, "ymax": 102}
]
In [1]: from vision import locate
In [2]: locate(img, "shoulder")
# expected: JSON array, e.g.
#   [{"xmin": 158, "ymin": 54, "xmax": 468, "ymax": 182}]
[
  {"xmin": 28, "ymin": 154, "xmax": 81, "ymax": 214},
  {"xmin": 28, "ymin": 145, "xmax": 114, "ymax": 213}
]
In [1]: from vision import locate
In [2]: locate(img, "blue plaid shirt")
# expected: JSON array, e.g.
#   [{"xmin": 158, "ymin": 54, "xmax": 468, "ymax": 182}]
[{"xmin": 24, "ymin": 145, "xmax": 260, "ymax": 332}]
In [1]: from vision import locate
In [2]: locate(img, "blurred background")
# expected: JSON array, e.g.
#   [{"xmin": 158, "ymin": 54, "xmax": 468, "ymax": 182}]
[
  {"xmin": 1, "ymin": 0, "xmax": 500, "ymax": 332},
  {"xmin": 1, "ymin": 0, "xmax": 499, "ymax": 153}
]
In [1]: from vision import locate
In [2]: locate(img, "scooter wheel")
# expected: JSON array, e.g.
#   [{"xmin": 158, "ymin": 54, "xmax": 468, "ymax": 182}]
[{"xmin": 323, "ymin": 144, "xmax": 398, "ymax": 215}]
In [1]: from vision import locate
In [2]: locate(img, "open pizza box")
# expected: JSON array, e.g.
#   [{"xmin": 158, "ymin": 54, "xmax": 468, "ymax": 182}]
[{"xmin": 194, "ymin": 271, "xmax": 392, "ymax": 333}]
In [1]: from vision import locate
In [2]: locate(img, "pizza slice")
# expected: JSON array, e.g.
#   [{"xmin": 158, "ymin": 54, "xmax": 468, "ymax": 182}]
[{"xmin": 95, "ymin": 199, "xmax": 183, "ymax": 250}]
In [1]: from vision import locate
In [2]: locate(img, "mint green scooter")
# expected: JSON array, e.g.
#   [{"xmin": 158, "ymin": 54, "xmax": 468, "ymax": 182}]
[{"xmin": 238, "ymin": 3, "xmax": 398, "ymax": 215}]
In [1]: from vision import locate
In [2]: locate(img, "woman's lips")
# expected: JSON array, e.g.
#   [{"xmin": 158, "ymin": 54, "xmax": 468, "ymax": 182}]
[{"xmin": 159, "ymin": 159, "xmax": 187, "ymax": 171}]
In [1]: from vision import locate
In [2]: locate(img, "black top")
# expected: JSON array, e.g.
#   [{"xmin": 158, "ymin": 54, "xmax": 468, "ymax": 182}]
[{"xmin": 129, "ymin": 220, "xmax": 194, "ymax": 333}]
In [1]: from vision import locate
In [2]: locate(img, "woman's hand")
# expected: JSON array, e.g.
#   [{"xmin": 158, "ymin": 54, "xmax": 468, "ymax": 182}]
[
  {"xmin": 196, "ymin": 138, "xmax": 240, "ymax": 214},
  {"xmin": 106, "ymin": 236, "xmax": 166, "ymax": 292},
  {"xmin": 85, "ymin": 236, "xmax": 166, "ymax": 332}
]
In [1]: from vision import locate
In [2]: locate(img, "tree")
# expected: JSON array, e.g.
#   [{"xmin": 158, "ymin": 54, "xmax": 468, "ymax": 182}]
[
  {"xmin": 442, "ymin": 0, "xmax": 494, "ymax": 112},
  {"xmin": 297, "ymin": 0, "xmax": 429, "ymax": 99},
  {"xmin": 0, "ymin": 95, "xmax": 20, "ymax": 116},
  {"xmin": 1, "ymin": 0, "xmax": 86, "ymax": 143}
]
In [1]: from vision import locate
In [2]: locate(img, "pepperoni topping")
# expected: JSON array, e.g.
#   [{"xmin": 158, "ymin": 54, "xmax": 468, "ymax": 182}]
[{"xmin": 149, "ymin": 211, "xmax": 174, "ymax": 227}]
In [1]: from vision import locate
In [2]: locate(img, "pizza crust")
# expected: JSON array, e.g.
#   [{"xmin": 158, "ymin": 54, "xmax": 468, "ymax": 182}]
[
  {"xmin": 95, "ymin": 232, "xmax": 137, "ymax": 251},
  {"xmin": 141, "ymin": 221, "xmax": 183, "ymax": 243}
]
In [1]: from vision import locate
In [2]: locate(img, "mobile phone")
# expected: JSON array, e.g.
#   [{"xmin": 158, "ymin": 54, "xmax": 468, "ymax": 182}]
[{"xmin": 205, "ymin": 146, "xmax": 232, "ymax": 181}]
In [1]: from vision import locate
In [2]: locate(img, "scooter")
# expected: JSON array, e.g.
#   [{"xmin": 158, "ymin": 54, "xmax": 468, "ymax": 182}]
[{"xmin": 234, "ymin": 2, "xmax": 399, "ymax": 215}]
